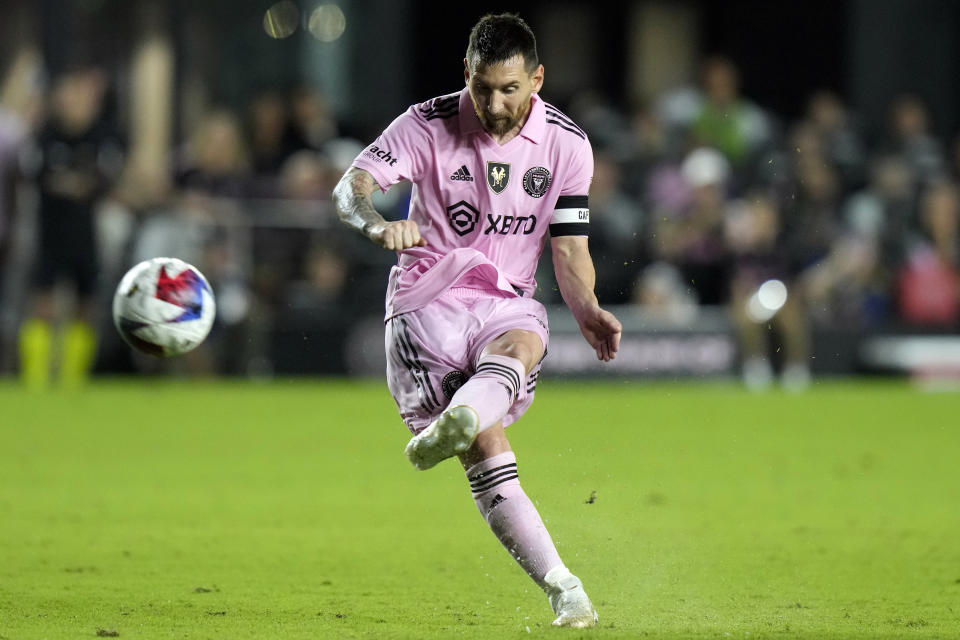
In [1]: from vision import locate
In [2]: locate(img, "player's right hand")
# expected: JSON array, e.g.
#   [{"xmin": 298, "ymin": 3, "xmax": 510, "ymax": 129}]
[{"xmin": 368, "ymin": 220, "xmax": 427, "ymax": 251}]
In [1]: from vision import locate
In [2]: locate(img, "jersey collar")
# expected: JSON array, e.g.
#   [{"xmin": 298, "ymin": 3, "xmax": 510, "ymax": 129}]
[{"xmin": 458, "ymin": 88, "xmax": 545, "ymax": 144}]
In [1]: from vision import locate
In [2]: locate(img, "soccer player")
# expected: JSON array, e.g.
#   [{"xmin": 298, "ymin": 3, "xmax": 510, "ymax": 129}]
[
  {"xmin": 19, "ymin": 66, "xmax": 123, "ymax": 389},
  {"xmin": 332, "ymin": 13, "xmax": 621, "ymax": 628}
]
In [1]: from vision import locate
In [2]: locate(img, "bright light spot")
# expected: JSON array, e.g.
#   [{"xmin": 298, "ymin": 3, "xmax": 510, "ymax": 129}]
[
  {"xmin": 308, "ymin": 4, "xmax": 346, "ymax": 42},
  {"xmin": 263, "ymin": 0, "xmax": 300, "ymax": 39},
  {"xmin": 746, "ymin": 279, "xmax": 788, "ymax": 322},
  {"xmin": 758, "ymin": 279, "xmax": 788, "ymax": 310}
]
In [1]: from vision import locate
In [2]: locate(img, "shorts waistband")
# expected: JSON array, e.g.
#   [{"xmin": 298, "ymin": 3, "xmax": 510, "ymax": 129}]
[{"xmin": 444, "ymin": 286, "xmax": 505, "ymax": 301}]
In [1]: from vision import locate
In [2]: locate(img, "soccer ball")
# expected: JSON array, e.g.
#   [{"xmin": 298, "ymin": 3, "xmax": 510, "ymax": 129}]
[{"xmin": 112, "ymin": 257, "xmax": 216, "ymax": 357}]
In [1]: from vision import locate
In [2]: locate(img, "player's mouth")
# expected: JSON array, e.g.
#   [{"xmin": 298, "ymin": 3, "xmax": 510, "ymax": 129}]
[{"xmin": 486, "ymin": 114, "xmax": 512, "ymax": 133}]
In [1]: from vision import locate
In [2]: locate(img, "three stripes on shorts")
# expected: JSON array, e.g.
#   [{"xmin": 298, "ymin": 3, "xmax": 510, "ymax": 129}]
[{"xmin": 394, "ymin": 317, "xmax": 441, "ymax": 412}]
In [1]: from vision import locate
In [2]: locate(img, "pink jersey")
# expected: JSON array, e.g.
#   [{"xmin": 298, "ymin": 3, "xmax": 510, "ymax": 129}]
[{"xmin": 351, "ymin": 88, "xmax": 593, "ymax": 319}]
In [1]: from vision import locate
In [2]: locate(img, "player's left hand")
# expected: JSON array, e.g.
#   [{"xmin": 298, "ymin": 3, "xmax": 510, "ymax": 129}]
[{"xmin": 576, "ymin": 306, "xmax": 622, "ymax": 362}]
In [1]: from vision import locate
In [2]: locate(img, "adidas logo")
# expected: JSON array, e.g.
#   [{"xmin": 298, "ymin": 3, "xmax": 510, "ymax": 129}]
[
  {"xmin": 450, "ymin": 165, "xmax": 474, "ymax": 181},
  {"xmin": 489, "ymin": 493, "xmax": 507, "ymax": 510}
]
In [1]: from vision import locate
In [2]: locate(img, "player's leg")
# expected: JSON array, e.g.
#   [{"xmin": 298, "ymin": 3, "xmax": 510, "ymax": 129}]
[
  {"xmin": 449, "ymin": 328, "xmax": 542, "ymax": 429},
  {"xmin": 388, "ymin": 305, "xmax": 481, "ymax": 469},
  {"xmin": 390, "ymin": 298, "xmax": 596, "ymax": 626},
  {"xmin": 19, "ymin": 290, "xmax": 55, "ymax": 390},
  {"xmin": 60, "ymin": 295, "xmax": 98, "ymax": 388},
  {"xmin": 404, "ymin": 328, "xmax": 541, "ymax": 469},
  {"xmin": 730, "ymin": 276, "xmax": 774, "ymax": 390},
  {"xmin": 460, "ymin": 424, "xmax": 598, "ymax": 628},
  {"xmin": 775, "ymin": 293, "xmax": 811, "ymax": 391},
  {"xmin": 59, "ymin": 231, "xmax": 100, "ymax": 388}
]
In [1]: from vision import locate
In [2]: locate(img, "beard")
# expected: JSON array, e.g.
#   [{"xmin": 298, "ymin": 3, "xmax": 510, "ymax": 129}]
[
  {"xmin": 474, "ymin": 99, "xmax": 530, "ymax": 136},
  {"xmin": 484, "ymin": 112, "xmax": 516, "ymax": 135}
]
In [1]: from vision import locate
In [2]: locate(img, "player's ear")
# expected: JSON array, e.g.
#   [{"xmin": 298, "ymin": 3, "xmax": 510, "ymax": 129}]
[
  {"xmin": 464, "ymin": 58, "xmax": 470, "ymax": 85},
  {"xmin": 531, "ymin": 64, "xmax": 544, "ymax": 93}
]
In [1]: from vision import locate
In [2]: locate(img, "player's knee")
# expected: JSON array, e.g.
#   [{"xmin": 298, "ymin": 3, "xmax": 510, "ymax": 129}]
[{"xmin": 483, "ymin": 331, "xmax": 543, "ymax": 373}]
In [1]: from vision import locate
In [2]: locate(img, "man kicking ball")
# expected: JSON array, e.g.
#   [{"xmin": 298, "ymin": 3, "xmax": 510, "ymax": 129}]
[{"xmin": 332, "ymin": 12, "xmax": 621, "ymax": 628}]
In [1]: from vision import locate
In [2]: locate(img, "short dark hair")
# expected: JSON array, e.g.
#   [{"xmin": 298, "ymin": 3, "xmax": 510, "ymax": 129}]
[{"xmin": 466, "ymin": 13, "xmax": 538, "ymax": 72}]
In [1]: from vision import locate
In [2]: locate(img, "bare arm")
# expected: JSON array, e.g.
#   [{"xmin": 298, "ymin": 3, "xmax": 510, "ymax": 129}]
[
  {"xmin": 331, "ymin": 167, "xmax": 425, "ymax": 250},
  {"xmin": 551, "ymin": 235, "xmax": 622, "ymax": 361}
]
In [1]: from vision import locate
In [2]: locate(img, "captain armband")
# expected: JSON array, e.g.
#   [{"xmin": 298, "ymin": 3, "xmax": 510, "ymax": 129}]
[{"xmin": 549, "ymin": 195, "xmax": 590, "ymax": 237}]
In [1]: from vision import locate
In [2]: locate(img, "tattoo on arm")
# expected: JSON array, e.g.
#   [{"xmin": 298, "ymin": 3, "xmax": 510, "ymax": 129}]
[{"xmin": 332, "ymin": 168, "xmax": 385, "ymax": 238}]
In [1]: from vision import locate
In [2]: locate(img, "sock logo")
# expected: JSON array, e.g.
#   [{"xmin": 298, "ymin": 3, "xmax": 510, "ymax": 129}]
[{"xmin": 488, "ymin": 493, "xmax": 507, "ymax": 512}]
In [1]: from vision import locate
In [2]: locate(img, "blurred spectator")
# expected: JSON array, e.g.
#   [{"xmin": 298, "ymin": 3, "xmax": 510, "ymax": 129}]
[
  {"xmin": 19, "ymin": 65, "xmax": 124, "ymax": 389},
  {"xmin": 272, "ymin": 239, "xmax": 355, "ymax": 374},
  {"xmin": 631, "ymin": 261, "xmax": 697, "ymax": 324},
  {"xmin": 801, "ymin": 233, "xmax": 889, "ymax": 328},
  {"xmin": 133, "ymin": 109, "xmax": 253, "ymax": 376},
  {"xmin": 0, "ymin": 49, "xmax": 41, "ymax": 264},
  {"xmin": 783, "ymin": 141, "xmax": 843, "ymax": 275},
  {"xmin": 651, "ymin": 147, "xmax": 731, "ymax": 305},
  {"xmin": 919, "ymin": 181, "xmax": 960, "ymax": 267},
  {"xmin": 253, "ymin": 150, "xmax": 326, "ymax": 310},
  {"xmin": 589, "ymin": 150, "xmax": 647, "ymax": 304},
  {"xmin": 0, "ymin": 107, "xmax": 22, "ymax": 275},
  {"xmin": 247, "ymin": 89, "xmax": 307, "ymax": 192},
  {"xmin": 279, "ymin": 149, "xmax": 331, "ymax": 200},
  {"xmin": 844, "ymin": 155, "xmax": 915, "ymax": 267},
  {"xmin": 725, "ymin": 192, "xmax": 810, "ymax": 391},
  {"xmin": 0, "ymin": 49, "xmax": 42, "ymax": 374},
  {"xmin": 176, "ymin": 109, "xmax": 250, "ymax": 198},
  {"xmin": 800, "ymin": 90, "xmax": 866, "ymax": 190},
  {"xmin": 951, "ymin": 134, "xmax": 960, "ymax": 184},
  {"xmin": 149, "ymin": 109, "xmax": 250, "ymax": 270},
  {"xmin": 881, "ymin": 94, "xmax": 946, "ymax": 187},
  {"xmin": 690, "ymin": 56, "xmax": 774, "ymax": 174},
  {"xmin": 570, "ymin": 91, "xmax": 633, "ymax": 160},
  {"xmin": 897, "ymin": 180, "xmax": 960, "ymax": 326},
  {"xmin": 618, "ymin": 100, "xmax": 671, "ymax": 205},
  {"xmin": 290, "ymin": 85, "xmax": 339, "ymax": 151}
]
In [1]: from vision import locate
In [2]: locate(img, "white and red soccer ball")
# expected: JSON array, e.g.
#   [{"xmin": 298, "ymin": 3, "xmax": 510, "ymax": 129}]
[{"xmin": 112, "ymin": 257, "xmax": 216, "ymax": 357}]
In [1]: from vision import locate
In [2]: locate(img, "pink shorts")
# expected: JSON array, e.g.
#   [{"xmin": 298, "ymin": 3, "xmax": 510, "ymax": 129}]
[{"xmin": 385, "ymin": 288, "xmax": 550, "ymax": 434}]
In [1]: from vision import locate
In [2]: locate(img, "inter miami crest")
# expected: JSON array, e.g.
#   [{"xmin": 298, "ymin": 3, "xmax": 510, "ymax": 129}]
[
  {"xmin": 486, "ymin": 161, "xmax": 510, "ymax": 194},
  {"xmin": 441, "ymin": 370, "xmax": 467, "ymax": 398},
  {"xmin": 522, "ymin": 166, "xmax": 552, "ymax": 198}
]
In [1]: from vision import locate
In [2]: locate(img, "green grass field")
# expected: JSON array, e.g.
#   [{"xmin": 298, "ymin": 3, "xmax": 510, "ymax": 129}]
[{"xmin": 1, "ymin": 379, "xmax": 958, "ymax": 639}]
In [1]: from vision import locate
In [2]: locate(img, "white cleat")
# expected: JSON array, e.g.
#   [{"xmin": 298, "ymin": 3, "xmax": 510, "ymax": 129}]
[
  {"xmin": 404, "ymin": 405, "xmax": 479, "ymax": 470},
  {"xmin": 543, "ymin": 566, "xmax": 598, "ymax": 628}
]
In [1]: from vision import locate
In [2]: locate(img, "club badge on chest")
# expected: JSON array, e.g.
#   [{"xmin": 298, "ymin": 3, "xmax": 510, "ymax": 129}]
[{"xmin": 486, "ymin": 161, "xmax": 510, "ymax": 194}]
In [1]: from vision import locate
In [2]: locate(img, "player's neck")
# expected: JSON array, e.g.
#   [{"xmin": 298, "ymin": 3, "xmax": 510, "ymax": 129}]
[{"xmin": 488, "ymin": 125, "xmax": 522, "ymax": 146}]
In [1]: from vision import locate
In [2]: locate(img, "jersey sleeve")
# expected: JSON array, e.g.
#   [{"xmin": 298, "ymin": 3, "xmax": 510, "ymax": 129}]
[
  {"xmin": 351, "ymin": 106, "xmax": 431, "ymax": 192},
  {"xmin": 550, "ymin": 136, "xmax": 593, "ymax": 237}
]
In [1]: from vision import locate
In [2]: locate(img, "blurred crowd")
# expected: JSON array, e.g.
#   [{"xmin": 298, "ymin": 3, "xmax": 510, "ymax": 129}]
[
  {"xmin": 1, "ymin": 53, "xmax": 958, "ymax": 387},
  {"xmin": 566, "ymin": 56, "xmax": 960, "ymax": 388}
]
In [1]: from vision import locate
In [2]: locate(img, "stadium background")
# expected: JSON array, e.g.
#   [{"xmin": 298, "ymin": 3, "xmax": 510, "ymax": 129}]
[
  {"xmin": 2, "ymin": 4, "xmax": 960, "ymax": 639},
  {"xmin": 0, "ymin": 0, "xmax": 959, "ymax": 382}
]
